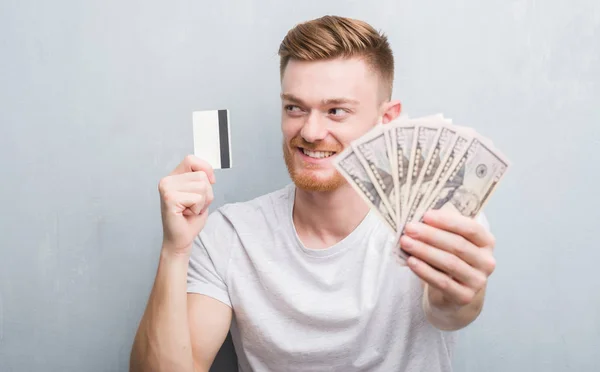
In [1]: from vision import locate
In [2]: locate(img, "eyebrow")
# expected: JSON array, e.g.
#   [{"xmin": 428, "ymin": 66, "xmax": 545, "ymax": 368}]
[{"xmin": 280, "ymin": 93, "xmax": 359, "ymax": 106}]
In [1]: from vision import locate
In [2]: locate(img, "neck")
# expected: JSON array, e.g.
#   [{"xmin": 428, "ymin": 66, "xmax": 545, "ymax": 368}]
[{"xmin": 292, "ymin": 183, "xmax": 370, "ymax": 249}]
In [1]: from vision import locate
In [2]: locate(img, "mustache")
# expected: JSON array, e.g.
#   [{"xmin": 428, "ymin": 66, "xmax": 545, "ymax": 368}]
[{"xmin": 289, "ymin": 136, "xmax": 343, "ymax": 152}]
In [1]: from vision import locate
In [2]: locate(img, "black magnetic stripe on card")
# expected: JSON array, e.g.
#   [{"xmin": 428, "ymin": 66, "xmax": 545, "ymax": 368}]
[{"xmin": 218, "ymin": 109, "xmax": 230, "ymax": 168}]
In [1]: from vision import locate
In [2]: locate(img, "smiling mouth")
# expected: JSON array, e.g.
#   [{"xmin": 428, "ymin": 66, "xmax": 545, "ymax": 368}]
[{"xmin": 299, "ymin": 147, "xmax": 337, "ymax": 159}]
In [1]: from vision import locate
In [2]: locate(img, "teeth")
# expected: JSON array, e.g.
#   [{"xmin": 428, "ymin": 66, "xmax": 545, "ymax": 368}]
[{"xmin": 302, "ymin": 149, "xmax": 335, "ymax": 159}]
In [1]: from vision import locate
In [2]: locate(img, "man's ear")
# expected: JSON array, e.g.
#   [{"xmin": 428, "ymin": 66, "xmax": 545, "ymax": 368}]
[{"xmin": 380, "ymin": 100, "xmax": 402, "ymax": 124}]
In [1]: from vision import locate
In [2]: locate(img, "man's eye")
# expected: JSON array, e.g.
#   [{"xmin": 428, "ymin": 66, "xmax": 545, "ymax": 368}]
[
  {"xmin": 329, "ymin": 108, "xmax": 348, "ymax": 117},
  {"xmin": 285, "ymin": 105, "xmax": 303, "ymax": 112}
]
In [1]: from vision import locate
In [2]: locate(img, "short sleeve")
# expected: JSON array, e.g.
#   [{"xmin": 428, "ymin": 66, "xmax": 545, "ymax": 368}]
[{"xmin": 187, "ymin": 208, "xmax": 236, "ymax": 308}]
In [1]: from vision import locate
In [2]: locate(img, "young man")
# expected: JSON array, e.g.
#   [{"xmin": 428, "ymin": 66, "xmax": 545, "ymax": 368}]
[{"xmin": 130, "ymin": 15, "xmax": 497, "ymax": 372}]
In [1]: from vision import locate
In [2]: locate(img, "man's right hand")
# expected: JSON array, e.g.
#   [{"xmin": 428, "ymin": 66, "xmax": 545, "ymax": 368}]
[
  {"xmin": 130, "ymin": 156, "xmax": 225, "ymax": 372},
  {"xmin": 158, "ymin": 155, "xmax": 216, "ymax": 256}
]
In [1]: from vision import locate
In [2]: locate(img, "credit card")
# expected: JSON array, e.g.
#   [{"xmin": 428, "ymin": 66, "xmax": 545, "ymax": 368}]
[{"xmin": 192, "ymin": 109, "xmax": 232, "ymax": 169}]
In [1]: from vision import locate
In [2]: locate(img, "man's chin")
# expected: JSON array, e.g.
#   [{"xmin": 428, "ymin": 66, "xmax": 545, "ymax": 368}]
[
  {"xmin": 289, "ymin": 172, "xmax": 346, "ymax": 192},
  {"xmin": 283, "ymin": 144, "xmax": 346, "ymax": 192}
]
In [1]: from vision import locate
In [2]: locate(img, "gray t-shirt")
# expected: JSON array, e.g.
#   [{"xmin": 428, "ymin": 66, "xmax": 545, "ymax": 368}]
[{"xmin": 187, "ymin": 183, "xmax": 489, "ymax": 371}]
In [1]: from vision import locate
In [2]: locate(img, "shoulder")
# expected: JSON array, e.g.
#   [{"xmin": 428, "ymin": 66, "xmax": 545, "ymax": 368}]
[{"xmin": 195, "ymin": 184, "xmax": 293, "ymax": 266}]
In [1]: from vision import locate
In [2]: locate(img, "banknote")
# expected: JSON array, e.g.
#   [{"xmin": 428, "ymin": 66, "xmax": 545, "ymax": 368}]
[
  {"xmin": 403, "ymin": 125, "xmax": 459, "ymax": 227},
  {"xmin": 390, "ymin": 120, "xmax": 415, "ymax": 228},
  {"xmin": 353, "ymin": 125, "xmax": 398, "ymax": 223},
  {"xmin": 334, "ymin": 146, "xmax": 397, "ymax": 233},
  {"xmin": 402, "ymin": 123, "xmax": 441, "ymax": 228},
  {"xmin": 413, "ymin": 137, "xmax": 509, "ymax": 222},
  {"xmin": 333, "ymin": 113, "xmax": 510, "ymax": 259},
  {"xmin": 416, "ymin": 131, "xmax": 472, "ymax": 216},
  {"xmin": 383, "ymin": 125, "xmax": 399, "ymax": 221}
]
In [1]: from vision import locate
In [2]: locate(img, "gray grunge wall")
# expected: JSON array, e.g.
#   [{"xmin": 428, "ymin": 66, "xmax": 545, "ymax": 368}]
[{"xmin": 1, "ymin": 0, "xmax": 598, "ymax": 371}]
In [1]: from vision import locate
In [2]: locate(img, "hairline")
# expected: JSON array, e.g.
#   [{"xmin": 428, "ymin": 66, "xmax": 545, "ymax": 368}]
[{"xmin": 280, "ymin": 56, "xmax": 392, "ymax": 103}]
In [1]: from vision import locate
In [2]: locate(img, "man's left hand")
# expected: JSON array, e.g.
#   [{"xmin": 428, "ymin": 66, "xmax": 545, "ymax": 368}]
[{"xmin": 399, "ymin": 209, "xmax": 496, "ymax": 329}]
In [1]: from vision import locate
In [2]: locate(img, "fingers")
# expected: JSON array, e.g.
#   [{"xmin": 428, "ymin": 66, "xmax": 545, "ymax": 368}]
[
  {"xmin": 403, "ymin": 221, "xmax": 495, "ymax": 275},
  {"xmin": 182, "ymin": 183, "xmax": 214, "ymax": 216},
  {"xmin": 199, "ymin": 181, "xmax": 214, "ymax": 214},
  {"xmin": 159, "ymin": 170, "xmax": 211, "ymax": 195},
  {"xmin": 178, "ymin": 192, "xmax": 206, "ymax": 215},
  {"xmin": 400, "ymin": 235, "xmax": 486, "ymax": 290},
  {"xmin": 159, "ymin": 165, "xmax": 215, "ymax": 216},
  {"xmin": 171, "ymin": 172, "xmax": 211, "ymax": 193},
  {"xmin": 171, "ymin": 155, "xmax": 216, "ymax": 184},
  {"xmin": 406, "ymin": 256, "xmax": 476, "ymax": 306},
  {"xmin": 164, "ymin": 191, "xmax": 210, "ymax": 216},
  {"xmin": 422, "ymin": 209, "xmax": 495, "ymax": 249}
]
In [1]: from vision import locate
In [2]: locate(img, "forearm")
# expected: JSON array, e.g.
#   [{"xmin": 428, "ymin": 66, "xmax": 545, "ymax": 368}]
[
  {"xmin": 130, "ymin": 247, "xmax": 194, "ymax": 372},
  {"xmin": 423, "ymin": 286, "xmax": 486, "ymax": 331}
]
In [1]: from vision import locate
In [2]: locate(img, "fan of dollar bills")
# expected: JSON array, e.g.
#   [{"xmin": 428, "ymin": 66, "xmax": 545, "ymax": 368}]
[{"xmin": 334, "ymin": 114, "xmax": 510, "ymax": 259}]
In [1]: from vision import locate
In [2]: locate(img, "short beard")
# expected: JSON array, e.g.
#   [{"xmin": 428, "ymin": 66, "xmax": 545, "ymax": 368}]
[{"xmin": 282, "ymin": 139, "xmax": 346, "ymax": 192}]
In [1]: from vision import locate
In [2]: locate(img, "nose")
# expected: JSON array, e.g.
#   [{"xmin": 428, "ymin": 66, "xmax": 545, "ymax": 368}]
[{"xmin": 300, "ymin": 112, "xmax": 328, "ymax": 143}]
